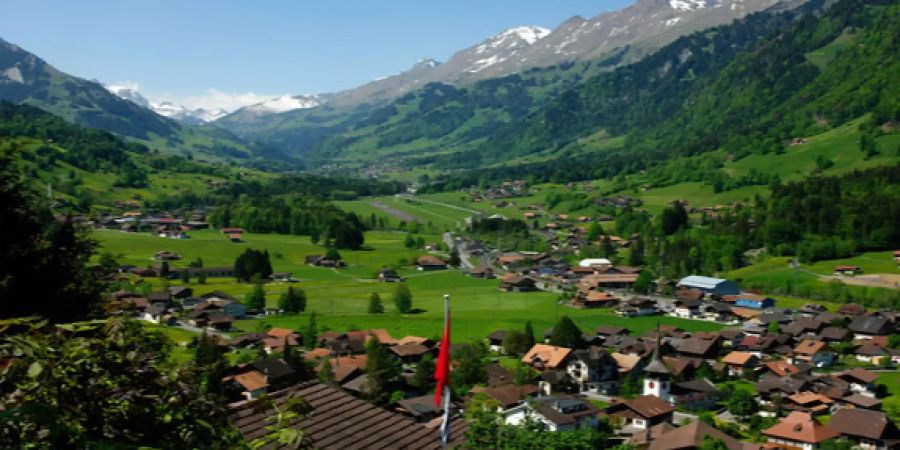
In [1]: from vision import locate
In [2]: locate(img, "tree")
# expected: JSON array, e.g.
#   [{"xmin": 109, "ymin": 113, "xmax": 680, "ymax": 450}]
[
  {"xmin": 699, "ymin": 436, "xmax": 730, "ymax": 450},
  {"xmin": 325, "ymin": 247, "xmax": 342, "ymax": 261},
  {"xmin": 587, "ymin": 222, "xmax": 604, "ymax": 242},
  {"xmin": 412, "ymin": 354, "xmax": 436, "ymax": 392},
  {"xmin": 278, "ymin": 287, "xmax": 307, "ymax": 314},
  {"xmin": 318, "ymin": 358, "xmax": 336, "ymax": 385},
  {"xmin": 394, "ymin": 284, "xmax": 413, "ymax": 314},
  {"xmin": 550, "ymin": 316, "xmax": 583, "ymax": 348},
  {"xmin": 523, "ymin": 321, "xmax": 536, "ymax": 348},
  {"xmin": 767, "ymin": 321, "xmax": 781, "ymax": 334},
  {"xmin": 629, "ymin": 236, "xmax": 645, "ymax": 266},
  {"xmin": 159, "ymin": 261, "xmax": 170, "ymax": 278},
  {"xmin": 0, "ymin": 318, "xmax": 242, "ymax": 448},
  {"xmin": 364, "ymin": 337, "xmax": 400, "ymax": 403},
  {"xmin": 198, "ymin": 271, "xmax": 207, "ymax": 284},
  {"xmin": 632, "ymin": 270, "xmax": 654, "ymax": 294},
  {"xmin": 404, "ymin": 234, "xmax": 416, "ymax": 248},
  {"xmin": 451, "ymin": 342, "xmax": 488, "ymax": 391},
  {"xmin": 449, "ymin": 246, "xmax": 461, "ymax": 267},
  {"xmin": 303, "ymin": 312, "xmax": 318, "ymax": 349},
  {"xmin": 234, "ymin": 248, "xmax": 274, "ymax": 282},
  {"xmin": 727, "ymin": 389, "xmax": 759, "ymax": 420},
  {"xmin": 367, "ymin": 292, "xmax": 384, "ymax": 314},
  {"xmin": 245, "ymin": 279, "xmax": 266, "ymax": 311},
  {"xmin": 194, "ymin": 330, "xmax": 223, "ymax": 367},
  {"xmin": 180, "ymin": 269, "xmax": 190, "ymax": 284},
  {"xmin": 502, "ymin": 330, "xmax": 533, "ymax": 356}
]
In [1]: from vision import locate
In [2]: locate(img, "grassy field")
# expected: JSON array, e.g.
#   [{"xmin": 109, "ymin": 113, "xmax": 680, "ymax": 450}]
[{"xmin": 96, "ymin": 229, "xmax": 723, "ymax": 343}]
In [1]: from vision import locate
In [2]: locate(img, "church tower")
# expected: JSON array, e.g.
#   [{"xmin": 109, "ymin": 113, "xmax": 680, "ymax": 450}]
[{"xmin": 642, "ymin": 325, "xmax": 671, "ymax": 403}]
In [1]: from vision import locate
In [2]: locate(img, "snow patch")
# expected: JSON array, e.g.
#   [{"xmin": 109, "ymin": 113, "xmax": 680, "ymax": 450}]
[
  {"xmin": 244, "ymin": 95, "xmax": 325, "ymax": 113},
  {"xmin": 2, "ymin": 66, "xmax": 24, "ymax": 83},
  {"xmin": 665, "ymin": 17, "xmax": 683, "ymax": 27},
  {"xmin": 669, "ymin": 0, "xmax": 708, "ymax": 11}
]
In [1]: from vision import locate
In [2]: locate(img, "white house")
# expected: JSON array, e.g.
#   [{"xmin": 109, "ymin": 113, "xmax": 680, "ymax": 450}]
[{"xmin": 504, "ymin": 397, "xmax": 599, "ymax": 432}]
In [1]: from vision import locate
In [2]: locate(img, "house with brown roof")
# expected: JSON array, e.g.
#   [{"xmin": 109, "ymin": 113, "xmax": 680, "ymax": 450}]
[
  {"xmin": 838, "ymin": 303, "xmax": 866, "ymax": 316},
  {"xmin": 834, "ymin": 368, "xmax": 880, "ymax": 397},
  {"xmin": 522, "ymin": 344, "xmax": 573, "ymax": 371},
  {"xmin": 504, "ymin": 396, "xmax": 599, "ymax": 432},
  {"xmin": 499, "ymin": 273, "xmax": 537, "ymax": 292},
  {"xmin": 764, "ymin": 360, "xmax": 805, "ymax": 378},
  {"xmin": 389, "ymin": 343, "xmax": 433, "ymax": 366},
  {"xmin": 722, "ymin": 351, "xmax": 760, "ymax": 377},
  {"xmin": 828, "ymin": 408, "xmax": 900, "ymax": 450},
  {"xmin": 784, "ymin": 392, "xmax": 834, "ymax": 415},
  {"xmin": 605, "ymin": 395, "xmax": 675, "ymax": 431},
  {"xmin": 224, "ymin": 368, "xmax": 269, "ymax": 400},
  {"xmin": 646, "ymin": 420, "xmax": 742, "ymax": 450},
  {"xmin": 575, "ymin": 290, "xmax": 621, "ymax": 308},
  {"xmin": 791, "ymin": 340, "xmax": 835, "ymax": 368},
  {"xmin": 673, "ymin": 337, "xmax": 721, "ymax": 360},
  {"xmin": 469, "ymin": 384, "xmax": 539, "ymax": 411},
  {"xmin": 849, "ymin": 316, "xmax": 895, "ymax": 340},
  {"xmin": 762, "ymin": 411, "xmax": 838, "ymax": 450},
  {"xmin": 415, "ymin": 255, "xmax": 447, "ymax": 271},
  {"xmin": 833, "ymin": 265, "xmax": 861, "ymax": 276}
]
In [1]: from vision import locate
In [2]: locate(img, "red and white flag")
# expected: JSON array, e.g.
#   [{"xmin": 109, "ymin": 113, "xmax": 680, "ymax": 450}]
[{"xmin": 434, "ymin": 294, "xmax": 452, "ymax": 447}]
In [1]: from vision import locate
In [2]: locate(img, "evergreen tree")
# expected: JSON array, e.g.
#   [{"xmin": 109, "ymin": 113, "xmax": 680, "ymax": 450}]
[
  {"xmin": 587, "ymin": 222, "xmax": 604, "ymax": 242},
  {"xmin": 394, "ymin": 284, "xmax": 413, "ymax": 314},
  {"xmin": 550, "ymin": 316, "xmax": 584, "ymax": 348},
  {"xmin": 318, "ymin": 358, "xmax": 336, "ymax": 385},
  {"xmin": 180, "ymin": 269, "xmax": 190, "ymax": 284},
  {"xmin": 244, "ymin": 279, "xmax": 266, "ymax": 311},
  {"xmin": 278, "ymin": 287, "xmax": 306, "ymax": 314},
  {"xmin": 629, "ymin": 236, "xmax": 645, "ymax": 266},
  {"xmin": 198, "ymin": 271, "xmax": 207, "ymax": 284},
  {"xmin": 404, "ymin": 234, "xmax": 416, "ymax": 248},
  {"xmin": 364, "ymin": 337, "xmax": 400, "ymax": 403},
  {"xmin": 412, "ymin": 354, "xmax": 436, "ymax": 392},
  {"xmin": 194, "ymin": 330, "xmax": 222, "ymax": 367},
  {"xmin": 304, "ymin": 312, "xmax": 318, "ymax": 349},
  {"xmin": 524, "ymin": 321, "xmax": 536, "ymax": 348},
  {"xmin": 159, "ymin": 261, "xmax": 170, "ymax": 278},
  {"xmin": 632, "ymin": 270, "xmax": 654, "ymax": 294},
  {"xmin": 449, "ymin": 246, "xmax": 461, "ymax": 267},
  {"xmin": 368, "ymin": 292, "xmax": 384, "ymax": 314},
  {"xmin": 325, "ymin": 247, "xmax": 342, "ymax": 261},
  {"xmin": 501, "ymin": 330, "xmax": 533, "ymax": 356},
  {"xmin": 451, "ymin": 342, "xmax": 488, "ymax": 391},
  {"xmin": 234, "ymin": 249, "xmax": 274, "ymax": 282}
]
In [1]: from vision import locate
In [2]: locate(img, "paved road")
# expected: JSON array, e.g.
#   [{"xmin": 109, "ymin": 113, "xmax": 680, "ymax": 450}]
[{"xmin": 443, "ymin": 232, "xmax": 475, "ymax": 269}]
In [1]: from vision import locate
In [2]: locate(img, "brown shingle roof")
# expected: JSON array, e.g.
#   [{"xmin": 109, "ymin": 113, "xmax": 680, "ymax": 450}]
[
  {"xmin": 621, "ymin": 395, "xmax": 676, "ymax": 419},
  {"xmin": 722, "ymin": 351, "xmax": 756, "ymax": 366},
  {"xmin": 229, "ymin": 383, "xmax": 467, "ymax": 449},
  {"xmin": 522, "ymin": 344, "xmax": 572, "ymax": 370},
  {"xmin": 648, "ymin": 421, "xmax": 742, "ymax": 450},
  {"xmin": 762, "ymin": 412, "xmax": 838, "ymax": 444},
  {"xmin": 828, "ymin": 408, "xmax": 900, "ymax": 442}
]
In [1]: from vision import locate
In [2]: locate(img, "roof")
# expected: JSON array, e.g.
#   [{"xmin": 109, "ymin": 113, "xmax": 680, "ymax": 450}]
[
  {"xmin": 786, "ymin": 392, "xmax": 833, "ymax": 406},
  {"xmin": 579, "ymin": 258, "xmax": 611, "ymax": 267},
  {"xmin": 675, "ymin": 338, "xmax": 718, "ymax": 357},
  {"xmin": 249, "ymin": 358, "xmax": 295, "ymax": 381},
  {"xmin": 837, "ymin": 367, "xmax": 880, "ymax": 384},
  {"xmin": 232, "ymin": 370, "xmax": 268, "ymax": 392},
  {"xmin": 228, "ymin": 383, "xmax": 467, "ymax": 449},
  {"xmin": 762, "ymin": 412, "xmax": 838, "ymax": 443},
  {"xmin": 793, "ymin": 340, "xmax": 829, "ymax": 356},
  {"xmin": 621, "ymin": 395, "xmax": 676, "ymax": 419},
  {"xmin": 470, "ymin": 384, "xmax": 539, "ymax": 409},
  {"xmin": 765, "ymin": 360, "xmax": 801, "ymax": 377},
  {"xmin": 416, "ymin": 255, "xmax": 446, "ymax": 266},
  {"xmin": 841, "ymin": 394, "xmax": 882, "ymax": 408},
  {"xmin": 648, "ymin": 420, "xmax": 742, "ymax": 450},
  {"xmin": 390, "ymin": 343, "xmax": 431, "ymax": 357},
  {"xmin": 596, "ymin": 325, "xmax": 628, "ymax": 336},
  {"xmin": 849, "ymin": 316, "xmax": 893, "ymax": 335},
  {"xmin": 528, "ymin": 396, "xmax": 599, "ymax": 426},
  {"xmin": 837, "ymin": 303, "xmax": 866, "ymax": 315},
  {"xmin": 611, "ymin": 352, "xmax": 642, "ymax": 372},
  {"xmin": 678, "ymin": 275, "xmax": 729, "ymax": 290},
  {"xmin": 522, "ymin": 344, "xmax": 572, "ymax": 369},
  {"xmin": 267, "ymin": 327, "xmax": 297, "ymax": 338},
  {"xmin": 828, "ymin": 408, "xmax": 900, "ymax": 441},
  {"xmin": 722, "ymin": 351, "xmax": 757, "ymax": 366}
]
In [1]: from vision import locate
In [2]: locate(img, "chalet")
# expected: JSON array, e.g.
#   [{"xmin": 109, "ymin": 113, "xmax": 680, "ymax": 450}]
[
  {"xmin": 504, "ymin": 396, "xmax": 599, "ymax": 432},
  {"xmin": 676, "ymin": 276, "xmax": 739, "ymax": 296},
  {"xmin": 833, "ymin": 265, "xmax": 862, "ymax": 276},
  {"xmin": 576, "ymin": 290, "xmax": 620, "ymax": 308},
  {"xmin": 799, "ymin": 303, "xmax": 827, "ymax": 317},
  {"xmin": 396, "ymin": 395, "xmax": 453, "ymax": 423},
  {"xmin": 415, "ymin": 255, "xmax": 447, "ymax": 271},
  {"xmin": 305, "ymin": 255, "xmax": 343, "ymax": 268},
  {"xmin": 784, "ymin": 392, "xmax": 834, "ymax": 415},
  {"xmin": 700, "ymin": 302, "xmax": 736, "ymax": 322},
  {"xmin": 565, "ymin": 346, "xmax": 619, "ymax": 394},
  {"xmin": 762, "ymin": 412, "xmax": 839, "ymax": 450},
  {"xmin": 208, "ymin": 314, "xmax": 233, "ymax": 331},
  {"xmin": 522, "ymin": 344, "xmax": 572, "ymax": 371},
  {"xmin": 499, "ymin": 273, "xmax": 538, "ymax": 292},
  {"xmin": 487, "ymin": 330, "xmax": 508, "ymax": 354},
  {"xmin": 469, "ymin": 266, "xmax": 495, "ymax": 279},
  {"xmin": 199, "ymin": 298, "xmax": 246, "ymax": 319},
  {"xmin": 835, "ymin": 368, "xmax": 880, "ymax": 398},
  {"xmin": 228, "ymin": 233, "xmax": 243, "ymax": 243},
  {"xmin": 147, "ymin": 291, "xmax": 172, "ymax": 304},
  {"xmin": 828, "ymin": 408, "xmax": 900, "ymax": 450},
  {"xmin": 168, "ymin": 286, "xmax": 193, "ymax": 299},
  {"xmin": 791, "ymin": 340, "xmax": 835, "ymax": 368},
  {"xmin": 595, "ymin": 326, "xmax": 630, "ymax": 339},
  {"xmin": 672, "ymin": 299, "xmax": 703, "ymax": 319},
  {"xmin": 225, "ymin": 368, "xmax": 269, "ymax": 400},
  {"xmin": 849, "ymin": 316, "xmax": 895, "ymax": 340},
  {"xmin": 722, "ymin": 351, "xmax": 760, "ymax": 377},
  {"xmin": 673, "ymin": 338, "xmax": 720, "ymax": 360},
  {"xmin": 219, "ymin": 227, "xmax": 244, "ymax": 235},
  {"xmin": 757, "ymin": 375, "xmax": 811, "ymax": 402},
  {"xmin": 646, "ymin": 421, "xmax": 742, "ymax": 450},
  {"xmin": 605, "ymin": 395, "xmax": 675, "ymax": 430},
  {"xmin": 839, "ymin": 394, "xmax": 882, "ymax": 410},
  {"xmin": 854, "ymin": 343, "xmax": 890, "ymax": 365},
  {"xmin": 838, "ymin": 303, "xmax": 866, "ymax": 316},
  {"xmin": 617, "ymin": 297, "xmax": 659, "ymax": 317},
  {"xmin": 269, "ymin": 272, "xmax": 294, "ymax": 282},
  {"xmin": 578, "ymin": 258, "xmax": 611, "ymax": 268},
  {"xmin": 389, "ymin": 343, "xmax": 432, "ymax": 366},
  {"xmin": 669, "ymin": 378, "xmax": 718, "ymax": 410},
  {"xmin": 469, "ymin": 384, "xmax": 539, "ymax": 412},
  {"xmin": 377, "ymin": 268, "xmax": 403, "ymax": 282},
  {"xmin": 498, "ymin": 253, "xmax": 527, "ymax": 269},
  {"xmin": 141, "ymin": 303, "xmax": 170, "ymax": 324}
]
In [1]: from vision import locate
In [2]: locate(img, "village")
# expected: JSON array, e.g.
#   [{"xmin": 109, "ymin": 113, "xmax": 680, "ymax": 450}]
[{"xmin": 98, "ymin": 212, "xmax": 900, "ymax": 449}]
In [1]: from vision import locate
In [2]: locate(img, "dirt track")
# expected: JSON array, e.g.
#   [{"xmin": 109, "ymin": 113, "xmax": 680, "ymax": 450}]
[{"xmin": 369, "ymin": 201, "xmax": 419, "ymax": 223}]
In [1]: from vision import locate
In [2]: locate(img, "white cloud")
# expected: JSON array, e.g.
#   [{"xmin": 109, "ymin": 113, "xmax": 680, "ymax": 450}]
[
  {"xmin": 151, "ymin": 88, "xmax": 280, "ymax": 113},
  {"xmin": 107, "ymin": 80, "xmax": 141, "ymax": 92}
]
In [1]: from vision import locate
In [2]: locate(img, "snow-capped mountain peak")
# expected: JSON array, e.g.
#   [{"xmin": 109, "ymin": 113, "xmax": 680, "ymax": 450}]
[
  {"xmin": 105, "ymin": 83, "xmax": 151, "ymax": 108},
  {"xmin": 244, "ymin": 94, "xmax": 326, "ymax": 114},
  {"xmin": 500, "ymin": 26, "xmax": 552, "ymax": 45}
]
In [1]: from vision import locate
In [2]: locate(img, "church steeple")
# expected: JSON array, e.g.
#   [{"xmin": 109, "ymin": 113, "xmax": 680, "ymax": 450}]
[{"xmin": 643, "ymin": 321, "xmax": 672, "ymax": 403}]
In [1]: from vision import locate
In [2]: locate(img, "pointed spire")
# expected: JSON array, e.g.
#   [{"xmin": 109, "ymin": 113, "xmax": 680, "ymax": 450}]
[{"xmin": 644, "ymin": 320, "xmax": 670, "ymax": 376}]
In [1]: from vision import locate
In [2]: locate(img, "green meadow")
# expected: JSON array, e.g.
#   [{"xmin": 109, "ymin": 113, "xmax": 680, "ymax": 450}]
[{"xmin": 96, "ymin": 229, "xmax": 722, "ymax": 343}]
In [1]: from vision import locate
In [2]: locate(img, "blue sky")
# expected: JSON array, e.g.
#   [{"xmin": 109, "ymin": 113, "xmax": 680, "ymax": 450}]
[{"xmin": 1, "ymin": 0, "xmax": 629, "ymax": 109}]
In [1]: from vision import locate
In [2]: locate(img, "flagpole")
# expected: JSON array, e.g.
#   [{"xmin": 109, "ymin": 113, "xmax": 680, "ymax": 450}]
[{"xmin": 437, "ymin": 294, "xmax": 452, "ymax": 449}]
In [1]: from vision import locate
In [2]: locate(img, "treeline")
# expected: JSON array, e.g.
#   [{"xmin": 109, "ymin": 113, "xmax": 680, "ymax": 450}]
[{"xmin": 209, "ymin": 195, "xmax": 367, "ymax": 249}]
